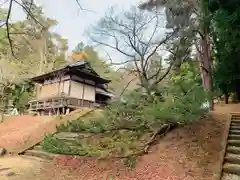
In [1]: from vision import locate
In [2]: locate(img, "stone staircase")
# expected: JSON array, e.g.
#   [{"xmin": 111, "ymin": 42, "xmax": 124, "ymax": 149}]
[
  {"xmin": 18, "ymin": 109, "xmax": 95, "ymax": 160},
  {"xmin": 222, "ymin": 114, "xmax": 240, "ymax": 179},
  {"xmin": 19, "ymin": 143, "xmax": 57, "ymax": 161}
]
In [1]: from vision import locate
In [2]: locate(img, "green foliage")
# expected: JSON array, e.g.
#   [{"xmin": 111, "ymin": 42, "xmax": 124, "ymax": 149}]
[
  {"xmin": 123, "ymin": 156, "xmax": 137, "ymax": 169},
  {"xmin": 212, "ymin": 7, "xmax": 240, "ymax": 98},
  {"xmin": 209, "ymin": 0, "xmax": 240, "ymax": 12},
  {"xmin": 42, "ymin": 130, "xmax": 147, "ymax": 158},
  {"xmin": 142, "ymin": 63, "xmax": 207, "ymax": 127},
  {"xmin": 41, "ymin": 135, "xmax": 70, "ymax": 154}
]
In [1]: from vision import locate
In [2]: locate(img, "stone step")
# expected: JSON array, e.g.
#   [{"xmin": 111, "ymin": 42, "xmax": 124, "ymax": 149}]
[
  {"xmin": 33, "ymin": 145, "xmax": 42, "ymax": 151},
  {"xmin": 228, "ymin": 140, "xmax": 240, "ymax": 147},
  {"xmin": 227, "ymin": 146, "xmax": 240, "ymax": 154},
  {"xmin": 231, "ymin": 114, "xmax": 240, "ymax": 118},
  {"xmin": 223, "ymin": 163, "xmax": 240, "ymax": 176},
  {"xmin": 222, "ymin": 172, "xmax": 240, "ymax": 180},
  {"xmin": 225, "ymin": 153, "xmax": 240, "ymax": 164},
  {"xmin": 230, "ymin": 124, "xmax": 240, "ymax": 128},
  {"xmin": 230, "ymin": 130, "xmax": 240, "ymax": 135},
  {"xmin": 232, "ymin": 117, "xmax": 240, "ymax": 119},
  {"xmin": 20, "ymin": 155, "xmax": 47, "ymax": 162},
  {"xmin": 23, "ymin": 150, "xmax": 57, "ymax": 160},
  {"xmin": 54, "ymin": 132, "xmax": 81, "ymax": 138},
  {"xmin": 231, "ymin": 124, "xmax": 240, "ymax": 126},
  {"xmin": 231, "ymin": 127, "xmax": 240, "ymax": 131},
  {"xmin": 229, "ymin": 135, "xmax": 240, "ymax": 140},
  {"xmin": 232, "ymin": 120, "xmax": 240, "ymax": 124},
  {"xmin": 232, "ymin": 118, "xmax": 240, "ymax": 121},
  {"xmin": 54, "ymin": 132, "xmax": 93, "ymax": 139}
]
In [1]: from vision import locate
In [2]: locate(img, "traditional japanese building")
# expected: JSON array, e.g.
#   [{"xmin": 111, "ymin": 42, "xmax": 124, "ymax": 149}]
[{"xmin": 29, "ymin": 60, "xmax": 114, "ymax": 115}]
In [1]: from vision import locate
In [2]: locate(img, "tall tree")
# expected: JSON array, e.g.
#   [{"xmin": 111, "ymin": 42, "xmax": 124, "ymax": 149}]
[
  {"xmin": 212, "ymin": 7, "xmax": 240, "ymax": 103},
  {"xmin": 140, "ymin": 0, "xmax": 214, "ymax": 110},
  {"xmin": 0, "ymin": 5, "xmax": 69, "ymax": 114},
  {"xmin": 89, "ymin": 6, "xmax": 182, "ymax": 99},
  {"xmin": 0, "ymin": 0, "xmax": 82, "ymax": 56}
]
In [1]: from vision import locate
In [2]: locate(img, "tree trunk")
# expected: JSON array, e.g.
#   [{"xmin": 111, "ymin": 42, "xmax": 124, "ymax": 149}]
[
  {"xmin": 200, "ymin": 34, "xmax": 214, "ymax": 110},
  {"xmin": 199, "ymin": 0, "xmax": 214, "ymax": 111},
  {"xmin": 224, "ymin": 93, "xmax": 229, "ymax": 104},
  {"xmin": 236, "ymin": 90, "xmax": 240, "ymax": 102}
]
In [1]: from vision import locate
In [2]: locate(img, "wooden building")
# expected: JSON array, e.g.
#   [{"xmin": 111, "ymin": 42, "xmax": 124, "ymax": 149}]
[{"xmin": 29, "ymin": 60, "xmax": 114, "ymax": 115}]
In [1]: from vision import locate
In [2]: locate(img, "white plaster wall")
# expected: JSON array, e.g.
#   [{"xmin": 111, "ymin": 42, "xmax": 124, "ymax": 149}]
[{"xmin": 70, "ymin": 80, "xmax": 95, "ymax": 101}]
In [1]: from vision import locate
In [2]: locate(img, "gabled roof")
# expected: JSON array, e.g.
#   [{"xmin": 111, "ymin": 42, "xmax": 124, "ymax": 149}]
[{"xmin": 31, "ymin": 60, "xmax": 110, "ymax": 84}]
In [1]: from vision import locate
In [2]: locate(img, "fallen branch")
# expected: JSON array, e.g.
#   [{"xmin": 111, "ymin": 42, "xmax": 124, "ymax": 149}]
[
  {"xmin": 113, "ymin": 123, "xmax": 173, "ymax": 158},
  {"xmin": 143, "ymin": 124, "xmax": 171, "ymax": 153}
]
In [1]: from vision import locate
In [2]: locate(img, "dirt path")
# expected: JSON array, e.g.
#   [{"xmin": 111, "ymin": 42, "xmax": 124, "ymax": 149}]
[
  {"xmin": 0, "ymin": 109, "xmax": 92, "ymax": 152},
  {"xmin": 0, "ymin": 115, "xmax": 55, "ymax": 152},
  {"xmin": 0, "ymin": 156, "xmax": 44, "ymax": 180}
]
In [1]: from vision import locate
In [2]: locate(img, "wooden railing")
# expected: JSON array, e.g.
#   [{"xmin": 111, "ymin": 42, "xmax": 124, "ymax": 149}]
[
  {"xmin": 94, "ymin": 100, "xmax": 107, "ymax": 108},
  {"xmin": 29, "ymin": 97, "xmax": 94, "ymax": 111}
]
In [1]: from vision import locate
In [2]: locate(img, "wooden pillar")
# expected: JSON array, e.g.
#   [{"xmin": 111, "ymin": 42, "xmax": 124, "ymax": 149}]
[
  {"xmin": 57, "ymin": 108, "xmax": 60, "ymax": 116},
  {"xmin": 66, "ymin": 108, "xmax": 70, "ymax": 115},
  {"xmin": 68, "ymin": 79, "xmax": 71, "ymax": 96},
  {"xmin": 82, "ymin": 81, "xmax": 85, "ymax": 106}
]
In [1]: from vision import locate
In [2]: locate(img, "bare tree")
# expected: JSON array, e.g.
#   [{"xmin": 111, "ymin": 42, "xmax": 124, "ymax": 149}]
[{"xmin": 89, "ymin": 6, "xmax": 180, "ymax": 98}]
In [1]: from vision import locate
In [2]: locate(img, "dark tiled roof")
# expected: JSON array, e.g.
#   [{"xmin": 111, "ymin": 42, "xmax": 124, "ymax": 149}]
[{"xmin": 31, "ymin": 60, "xmax": 110, "ymax": 84}]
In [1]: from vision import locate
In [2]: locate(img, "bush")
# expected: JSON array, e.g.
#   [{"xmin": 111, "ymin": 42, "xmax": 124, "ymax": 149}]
[{"xmin": 41, "ymin": 135, "xmax": 70, "ymax": 154}]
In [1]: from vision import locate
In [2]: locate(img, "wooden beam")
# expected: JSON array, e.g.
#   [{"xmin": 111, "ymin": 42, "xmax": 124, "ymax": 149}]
[
  {"xmin": 82, "ymin": 80, "xmax": 85, "ymax": 106},
  {"xmin": 68, "ymin": 79, "xmax": 71, "ymax": 96}
]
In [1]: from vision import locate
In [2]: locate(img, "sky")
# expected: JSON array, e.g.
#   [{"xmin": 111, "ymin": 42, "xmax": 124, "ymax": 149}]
[
  {"xmin": 8, "ymin": 0, "xmax": 170, "ymax": 63},
  {"xmin": 10, "ymin": 0, "xmax": 143, "ymax": 60}
]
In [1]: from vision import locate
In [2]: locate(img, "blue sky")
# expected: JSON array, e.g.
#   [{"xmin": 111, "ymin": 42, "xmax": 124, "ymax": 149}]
[{"xmin": 12, "ymin": 0, "xmax": 142, "ymax": 51}]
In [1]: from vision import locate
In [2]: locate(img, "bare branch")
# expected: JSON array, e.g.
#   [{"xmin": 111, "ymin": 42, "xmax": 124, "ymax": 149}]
[
  {"xmin": 75, "ymin": 0, "xmax": 94, "ymax": 13},
  {"xmin": 75, "ymin": 0, "xmax": 84, "ymax": 10},
  {"xmin": 154, "ymin": 61, "xmax": 174, "ymax": 84},
  {"xmin": 119, "ymin": 76, "xmax": 137, "ymax": 97},
  {"xmin": 192, "ymin": 29, "xmax": 204, "ymax": 39},
  {"xmin": 6, "ymin": 0, "xmax": 16, "ymax": 58},
  {"xmin": 90, "ymin": 6, "xmax": 176, "ymax": 95},
  {"xmin": 150, "ymin": 38, "xmax": 183, "ymax": 84},
  {"xmin": 13, "ymin": 0, "xmax": 44, "ymax": 27},
  {"xmin": 144, "ymin": 30, "xmax": 177, "ymax": 70},
  {"xmin": 90, "ymin": 35, "xmax": 135, "ymax": 58}
]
